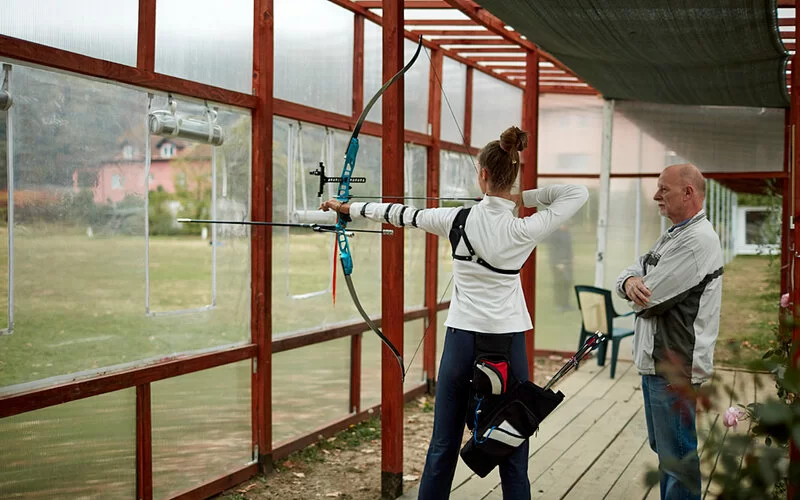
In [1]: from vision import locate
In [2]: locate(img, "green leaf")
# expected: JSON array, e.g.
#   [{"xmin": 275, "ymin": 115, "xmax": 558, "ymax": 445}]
[{"xmin": 756, "ymin": 401, "xmax": 793, "ymax": 425}]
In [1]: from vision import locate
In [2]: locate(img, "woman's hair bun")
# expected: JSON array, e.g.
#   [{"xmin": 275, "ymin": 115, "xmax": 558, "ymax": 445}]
[{"xmin": 499, "ymin": 126, "xmax": 528, "ymax": 153}]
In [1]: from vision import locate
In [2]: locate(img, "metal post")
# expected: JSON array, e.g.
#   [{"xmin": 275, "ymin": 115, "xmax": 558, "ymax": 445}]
[
  {"xmin": 594, "ymin": 99, "xmax": 613, "ymax": 287},
  {"xmin": 2, "ymin": 64, "xmax": 13, "ymax": 334},
  {"xmin": 634, "ymin": 130, "xmax": 642, "ymax": 259}
]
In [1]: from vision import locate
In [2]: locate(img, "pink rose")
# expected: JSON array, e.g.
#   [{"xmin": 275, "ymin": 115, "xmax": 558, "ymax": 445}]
[
  {"xmin": 722, "ymin": 407, "xmax": 746, "ymax": 429},
  {"xmin": 781, "ymin": 293, "xmax": 790, "ymax": 309}
]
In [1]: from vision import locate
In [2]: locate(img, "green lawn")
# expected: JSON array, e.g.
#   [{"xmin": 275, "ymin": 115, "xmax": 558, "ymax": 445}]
[{"xmin": 716, "ymin": 255, "xmax": 781, "ymax": 367}]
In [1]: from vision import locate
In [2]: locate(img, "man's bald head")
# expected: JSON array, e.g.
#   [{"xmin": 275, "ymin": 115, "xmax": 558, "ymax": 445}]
[
  {"xmin": 663, "ymin": 163, "xmax": 705, "ymax": 198},
  {"xmin": 655, "ymin": 163, "xmax": 705, "ymax": 223}
]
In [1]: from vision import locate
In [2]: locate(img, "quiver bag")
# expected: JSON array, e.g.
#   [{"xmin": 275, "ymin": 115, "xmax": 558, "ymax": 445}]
[{"xmin": 460, "ymin": 380, "xmax": 565, "ymax": 478}]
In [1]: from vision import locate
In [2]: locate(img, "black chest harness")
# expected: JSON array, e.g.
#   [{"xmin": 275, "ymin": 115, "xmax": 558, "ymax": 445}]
[{"xmin": 448, "ymin": 208, "xmax": 521, "ymax": 275}]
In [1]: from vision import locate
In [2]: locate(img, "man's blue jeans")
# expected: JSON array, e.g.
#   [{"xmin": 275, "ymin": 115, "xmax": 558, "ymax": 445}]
[
  {"xmin": 641, "ymin": 375, "xmax": 701, "ymax": 500},
  {"xmin": 418, "ymin": 327, "xmax": 531, "ymax": 500}
]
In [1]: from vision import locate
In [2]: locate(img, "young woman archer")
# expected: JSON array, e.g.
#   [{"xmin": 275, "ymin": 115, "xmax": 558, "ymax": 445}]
[{"xmin": 320, "ymin": 125, "xmax": 588, "ymax": 499}]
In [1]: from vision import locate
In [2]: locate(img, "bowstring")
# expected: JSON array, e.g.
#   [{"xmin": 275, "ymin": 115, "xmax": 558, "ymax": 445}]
[{"xmin": 403, "ymin": 45, "xmax": 481, "ymax": 375}]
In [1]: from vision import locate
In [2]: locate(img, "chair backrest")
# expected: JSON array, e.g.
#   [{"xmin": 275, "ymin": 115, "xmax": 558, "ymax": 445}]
[{"xmin": 574, "ymin": 285, "xmax": 615, "ymax": 335}]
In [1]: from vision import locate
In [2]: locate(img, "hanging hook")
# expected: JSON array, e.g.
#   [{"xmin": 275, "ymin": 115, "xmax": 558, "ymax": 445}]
[{"xmin": 0, "ymin": 64, "xmax": 12, "ymax": 112}]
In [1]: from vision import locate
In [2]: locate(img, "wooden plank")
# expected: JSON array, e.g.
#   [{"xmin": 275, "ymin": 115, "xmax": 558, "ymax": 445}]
[
  {"xmin": 531, "ymin": 401, "xmax": 641, "ymax": 499},
  {"xmin": 604, "ymin": 437, "xmax": 659, "ymax": 500},
  {"xmin": 564, "ymin": 405, "xmax": 648, "ymax": 499},
  {"xmin": 570, "ymin": 363, "xmax": 628, "ymax": 401},
  {"xmin": 600, "ymin": 363, "xmax": 641, "ymax": 403}
]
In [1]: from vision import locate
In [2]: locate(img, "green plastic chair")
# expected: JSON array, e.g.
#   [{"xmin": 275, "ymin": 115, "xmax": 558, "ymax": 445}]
[{"xmin": 574, "ymin": 285, "xmax": 635, "ymax": 378}]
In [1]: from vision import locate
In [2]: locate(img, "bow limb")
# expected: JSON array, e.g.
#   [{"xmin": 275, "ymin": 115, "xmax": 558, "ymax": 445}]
[{"xmin": 334, "ymin": 37, "xmax": 424, "ymax": 382}]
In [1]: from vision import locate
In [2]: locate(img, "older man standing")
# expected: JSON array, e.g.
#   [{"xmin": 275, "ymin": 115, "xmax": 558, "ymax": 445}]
[{"xmin": 615, "ymin": 164, "xmax": 723, "ymax": 500}]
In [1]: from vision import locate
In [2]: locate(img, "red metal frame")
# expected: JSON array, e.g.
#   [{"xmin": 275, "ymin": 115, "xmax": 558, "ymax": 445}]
[
  {"xmin": 136, "ymin": 384, "xmax": 153, "ymax": 500},
  {"xmin": 521, "ymin": 49, "xmax": 540, "ymax": 381},
  {"xmin": 136, "ymin": 0, "xmax": 156, "ymax": 72},
  {"xmin": 0, "ymin": 344, "xmax": 257, "ymax": 419},
  {"xmin": 252, "ymin": 0, "xmax": 275, "ymax": 474},
  {"xmin": 424, "ymin": 47, "xmax": 444, "ymax": 387},
  {"xmin": 381, "ymin": 2, "xmax": 405, "ymax": 496},
  {"xmin": 464, "ymin": 67, "xmax": 474, "ymax": 146},
  {"xmin": 0, "ymin": 34, "xmax": 257, "ymax": 109},
  {"xmin": 790, "ymin": 13, "xmax": 800, "ymax": 499}
]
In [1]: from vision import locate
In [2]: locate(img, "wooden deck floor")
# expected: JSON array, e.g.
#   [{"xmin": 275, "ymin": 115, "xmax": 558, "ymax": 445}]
[{"xmin": 402, "ymin": 361, "xmax": 770, "ymax": 500}]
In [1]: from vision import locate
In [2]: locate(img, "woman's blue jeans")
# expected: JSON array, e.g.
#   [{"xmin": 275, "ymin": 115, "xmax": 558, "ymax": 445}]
[
  {"xmin": 641, "ymin": 374, "xmax": 702, "ymax": 500},
  {"xmin": 418, "ymin": 327, "xmax": 531, "ymax": 500}
]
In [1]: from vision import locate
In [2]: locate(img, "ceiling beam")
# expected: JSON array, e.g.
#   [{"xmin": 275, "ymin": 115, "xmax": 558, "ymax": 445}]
[
  {"xmin": 453, "ymin": 47, "xmax": 526, "ymax": 53},
  {"xmin": 326, "ymin": 0, "xmax": 524, "ymax": 89},
  {"xmin": 430, "ymin": 38, "xmax": 515, "ymax": 45},
  {"xmin": 404, "ymin": 19, "xmax": 475, "ymax": 25},
  {"xmin": 409, "ymin": 29, "xmax": 493, "ymax": 36},
  {"xmin": 439, "ymin": 0, "xmax": 582, "ymax": 80},
  {"xmin": 468, "ymin": 55, "xmax": 526, "ymax": 62},
  {"xmin": 439, "ymin": 0, "xmax": 536, "ymax": 50},
  {"xmin": 355, "ymin": 1, "xmax": 452, "ymax": 8}
]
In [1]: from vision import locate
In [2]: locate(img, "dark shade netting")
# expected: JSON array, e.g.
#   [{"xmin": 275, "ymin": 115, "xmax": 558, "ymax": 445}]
[
  {"xmin": 616, "ymin": 100, "xmax": 785, "ymax": 173},
  {"xmin": 476, "ymin": 0, "xmax": 789, "ymax": 108}
]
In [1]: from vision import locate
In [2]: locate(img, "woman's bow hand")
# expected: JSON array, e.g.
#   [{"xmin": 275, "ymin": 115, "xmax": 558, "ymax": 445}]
[{"xmin": 319, "ymin": 199, "xmax": 351, "ymax": 215}]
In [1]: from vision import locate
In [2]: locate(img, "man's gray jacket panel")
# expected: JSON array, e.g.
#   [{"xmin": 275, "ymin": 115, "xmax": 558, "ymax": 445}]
[{"xmin": 615, "ymin": 211, "xmax": 723, "ymax": 384}]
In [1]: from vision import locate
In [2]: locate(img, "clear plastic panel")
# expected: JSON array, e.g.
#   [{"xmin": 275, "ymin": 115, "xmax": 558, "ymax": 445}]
[
  {"xmin": 0, "ymin": 0, "xmax": 138, "ymax": 66},
  {"xmin": 0, "ymin": 64, "xmax": 251, "ymax": 390},
  {"xmin": 0, "ymin": 390, "xmax": 136, "ymax": 498},
  {"xmin": 152, "ymin": 361, "xmax": 252, "ymax": 499},
  {"xmin": 363, "ymin": 21, "xmax": 431, "ymax": 131},
  {"xmin": 534, "ymin": 177, "xmax": 598, "ymax": 352},
  {"xmin": 538, "ymin": 93, "xmax": 604, "ymax": 175},
  {"xmin": 437, "ymin": 150, "xmax": 481, "ymax": 300},
  {"xmin": 363, "ymin": 21, "xmax": 384, "ymax": 123},
  {"xmin": 614, "ymin": 100, "xmax": 785, "ymax": 173},
  {"xmin": 362, "ymin": 318, "xmax": 426, "ymax": 409},
  {"xmin": 404, "ymin": 38, "xmax": 430, "ymax": 133},
  {"xmin": 273, "ymin": 337, "xmax": 350, "ymax": 443},
  {"xmin": 275, "ymin": 0, "xmax": 353, "ymax": 114},
  {"xmin": 470, "ymin": 71, "xmax": 523, "ymax": 149},
  {"xmin": 154, "ymin": 0, "xmax": 253, "ymax": 93},
  {"xmin": 272, "ymin": 119, "xmax": 382, "ymax": 335},
  {"xmin": 440, "ymin": 57, "xmax": 467, "ymax": 144},
  {"xmin": 610, "ymin": 110, "xmax": 675, "ymax": 175},
  {"xmin": 405, "ymin": 145, "xmax": 427, "ymax": 308}
]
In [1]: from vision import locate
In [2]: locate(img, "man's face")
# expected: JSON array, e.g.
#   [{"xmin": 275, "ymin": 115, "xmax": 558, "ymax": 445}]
[{"xmin": 653, "ymin": 169, "xmax": 687, "ymax": 221}]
